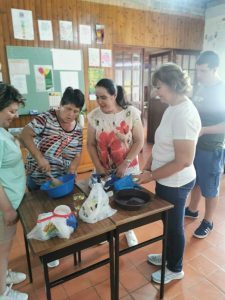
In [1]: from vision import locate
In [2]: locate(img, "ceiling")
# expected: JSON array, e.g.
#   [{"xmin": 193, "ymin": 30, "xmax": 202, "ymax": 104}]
[{"xmin": 83, "ymin": 0, "xmax": 224, "ymax": 17}]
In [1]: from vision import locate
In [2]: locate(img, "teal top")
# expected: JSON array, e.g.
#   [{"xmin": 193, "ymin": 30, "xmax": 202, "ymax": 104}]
[{"xmin": 0, "ymin": 128, "xmax": 26, "ymax": 215}]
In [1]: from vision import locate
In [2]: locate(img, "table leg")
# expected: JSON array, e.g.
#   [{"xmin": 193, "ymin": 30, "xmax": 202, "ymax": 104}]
[
  {"xmin": 23, "ymin": 232, "xmax": 33, "ymax": 283},
  {"xmin": 78, "ymin": 250, "xmax": 81, "ymax": 263},
  {"xmin": 160, "ymin": 211, "xmax": 168, "ymax": 299},
  {"xmin": 114, "ymin": 230, "xmax": 120, "ymax": 300},
  {"xmin": 73, "ymin": 251, "xmax": 82, "ymax": 265},
  {"xmin": 73, "ymin": 252, "xmax": 77, "ymax": 265},
  {"xmin": 42, "ymin": 259, "xmax": 51, "ymax": 300},
  {"xmin": 109, "ymin": 231, "xmax": 115, "ymax": 300}
]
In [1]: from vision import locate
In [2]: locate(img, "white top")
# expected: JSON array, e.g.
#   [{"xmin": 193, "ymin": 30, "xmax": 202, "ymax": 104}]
[{"xmin": 151, "ymin": 98, "xmax": 201, "ymax": 187}]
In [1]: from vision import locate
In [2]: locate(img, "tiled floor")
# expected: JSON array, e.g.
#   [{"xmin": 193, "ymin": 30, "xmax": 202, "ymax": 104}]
[{"xmin": 10, "ymin": 139, "xmax": 225, "ymax": 300}]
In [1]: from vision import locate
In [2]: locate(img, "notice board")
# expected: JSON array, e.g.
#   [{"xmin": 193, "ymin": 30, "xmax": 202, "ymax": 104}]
[{"xmin": 6, "ymin": 46, "xmax": 85, "ymax": 115}]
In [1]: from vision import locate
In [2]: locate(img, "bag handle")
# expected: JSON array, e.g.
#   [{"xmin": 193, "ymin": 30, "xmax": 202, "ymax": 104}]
[{"xmin": 37, "ymin": 212, "xmax": 73, "ymax": 223}]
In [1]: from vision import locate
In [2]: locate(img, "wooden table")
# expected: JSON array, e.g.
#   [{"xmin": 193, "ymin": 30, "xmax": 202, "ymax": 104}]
[
  {"xmin": 76, "ymin": 180, "xmax": 174, "ymax": 299},
  {"xmin": 18, "ymin": 187, "xmax": 115, "ymax": 300}
]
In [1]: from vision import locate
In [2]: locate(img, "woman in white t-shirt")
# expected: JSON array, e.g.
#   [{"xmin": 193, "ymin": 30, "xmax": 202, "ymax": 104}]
[
  {"xmin": 136, "ymin": 63, "xmax": 201, "ymax": 284},
  {"xmin": 87, "ymin": 79, "xmax": 144, "ymax": 247}
]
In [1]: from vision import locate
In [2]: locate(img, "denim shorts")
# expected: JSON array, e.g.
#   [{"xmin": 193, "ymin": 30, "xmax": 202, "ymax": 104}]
[{"xmin": 194, "ymin": 147, "xmax": 225, "ymax": 198}]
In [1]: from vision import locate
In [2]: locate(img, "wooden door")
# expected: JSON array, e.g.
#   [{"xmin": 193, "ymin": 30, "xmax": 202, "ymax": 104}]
[
  {"xmin": 147, "ymin": 49, "xmax": 200, "ymax": 143},
  {"xmin": 147, "ymin": 51, "xmax": 172, "ymax": 143}
]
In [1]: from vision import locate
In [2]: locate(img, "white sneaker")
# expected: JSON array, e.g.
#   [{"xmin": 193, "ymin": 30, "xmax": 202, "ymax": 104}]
[
  {"xmin": 47, "ymin": 260, "xmax": 60, "ymax": 268},
  {"xmin": 147, "ymin": 254, "xmax": 163, "ymax": 266},
  {"xmin": 151, "ymin": 267, "xmax": 184, "ymax": 284},
  {"xmin": 125, "ymin": 230, "xmax": 138, "ymax": 247},
  {"xmin": 6, "ymin": 270, "xmax": 26, "ymax": 285},
  {"xmin": 2, "ymin": 284, "xmax": 28, "ymax": 300}
]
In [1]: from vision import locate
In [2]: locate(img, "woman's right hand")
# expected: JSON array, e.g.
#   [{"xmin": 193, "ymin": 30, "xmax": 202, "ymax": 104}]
[
  {"xmin": 4, "ymin": 208, "xmax": 19, "ymax": 226},
  {"xmin": 95, "ymin": 166, "xmax": 107, "ymax": 176},
  {"xmin": 37, "ymin": 157, "xmax": 51, "ymax": 173}
]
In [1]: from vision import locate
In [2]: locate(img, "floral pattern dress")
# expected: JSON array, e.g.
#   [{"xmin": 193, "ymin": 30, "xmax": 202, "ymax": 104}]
[{"xmin": 88, "ymin": 106, "xmax": 141, "ymax": 174}]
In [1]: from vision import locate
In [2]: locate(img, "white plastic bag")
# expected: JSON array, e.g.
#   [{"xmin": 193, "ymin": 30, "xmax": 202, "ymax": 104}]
[
  {"xmin": 27, "ymin": 205, "xmax": 77, "ymax": 240},
  {"xmin": 79, "ymin": 182, "xmax": 116, "ymax": 223}
]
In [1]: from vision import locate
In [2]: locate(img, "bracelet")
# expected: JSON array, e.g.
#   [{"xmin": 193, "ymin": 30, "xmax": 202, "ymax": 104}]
[
  {"xmin": 143, "ymin": 170, "xmax": 155, "ymax": 180},
  {"xmin": 125, "ymin": 158, "xmax": 132, "ymax": 165}
]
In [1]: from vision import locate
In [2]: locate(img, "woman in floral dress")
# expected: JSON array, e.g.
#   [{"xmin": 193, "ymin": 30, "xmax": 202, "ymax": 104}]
[{"xmin": 87, "ymin": 78, "xmax": 144, "ymax": 247}]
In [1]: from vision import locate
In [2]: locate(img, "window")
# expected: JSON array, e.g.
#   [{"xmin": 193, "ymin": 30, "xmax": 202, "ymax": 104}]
[{"xmin": 114, "ymin": 47, "xmax": 143, "ymax": 111}]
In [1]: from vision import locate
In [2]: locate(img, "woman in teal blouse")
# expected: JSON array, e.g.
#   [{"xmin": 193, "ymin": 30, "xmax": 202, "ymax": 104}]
[{"xmin": 0, "ymin": 83, "xmax": 28, "ymax": 300}]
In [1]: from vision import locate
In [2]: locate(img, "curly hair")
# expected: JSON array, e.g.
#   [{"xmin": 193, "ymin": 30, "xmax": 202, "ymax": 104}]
[{"xmin": 152, "ymin": 63, "xmax": 191, "ymax": 94}]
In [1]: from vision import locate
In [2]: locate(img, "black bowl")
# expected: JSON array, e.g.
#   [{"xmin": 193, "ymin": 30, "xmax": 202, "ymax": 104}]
[{"xmin": 114, "ymin": 189, "xmax": 151, "ymax": 211}]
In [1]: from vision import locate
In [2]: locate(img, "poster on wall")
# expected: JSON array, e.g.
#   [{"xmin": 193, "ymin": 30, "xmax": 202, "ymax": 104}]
[
  {"xmin": 79, "ymin": 25, "xmax": 92, "ymax": 44},
  {"xmin": 38, "ymin": 20, "xmax": 53, "ymax": 41},
  {"xmin": 101, "ymin": 49, "xmax": 112, "ymax": 67},
  {"xmin": 59, "ymin": 21, "xmax": 73, "ymax": 41},
  {"xmin": 34, "ymin": 65, "xmax": 54, "ymax": 92},
  {"xmin": 88, "ymin": 48, "xmax": 100, "ymax": 67},
  {"xmin": 88, "ymin": 68, "xmax": 104, "ymax": 100},
  {"xmin": 95, "ymin": 24, "xmax": 104, "ymax": 44},
  {"xmin": 11, "ymin": 8, "xmax": 34, "ymax": 40}
]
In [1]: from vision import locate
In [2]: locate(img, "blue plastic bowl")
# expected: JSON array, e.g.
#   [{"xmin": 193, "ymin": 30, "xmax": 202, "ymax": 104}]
[{"xmin": 40, "ymin": 174, "xmax": 75, "ymax": 198}]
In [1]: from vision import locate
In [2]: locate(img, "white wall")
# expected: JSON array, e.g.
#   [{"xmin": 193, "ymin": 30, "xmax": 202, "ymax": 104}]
[{"xmin": 204, "ymin": 3, "xmax": 225, "ymax": 81}]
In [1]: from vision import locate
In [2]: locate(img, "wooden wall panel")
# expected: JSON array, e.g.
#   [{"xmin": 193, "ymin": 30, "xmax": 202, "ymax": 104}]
[{"xmin": 0, "ymin": 0, "xmax": 204, "ymax": 115}]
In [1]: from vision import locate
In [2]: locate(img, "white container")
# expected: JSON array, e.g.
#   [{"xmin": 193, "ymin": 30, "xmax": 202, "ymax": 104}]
[{"xmin": 54, "ymin": 205, "xmax": 71, "ymax": 216}]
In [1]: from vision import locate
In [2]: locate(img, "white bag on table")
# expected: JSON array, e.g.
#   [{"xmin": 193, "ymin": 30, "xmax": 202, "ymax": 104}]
[
  {"xmin": 27, "ymin": 205, "xmax": 77, "ymax": 240},
  {"xmin": 79, "ymin": 182, "xmax": 117, "ymax": 223}
]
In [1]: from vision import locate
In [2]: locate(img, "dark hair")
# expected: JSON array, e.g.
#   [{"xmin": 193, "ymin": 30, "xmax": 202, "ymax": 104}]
[
  {"xmin": 0, "ymin": 82, "xmax": 25, "ymax": 112},
  {"xmin": 96, "ymin": 78, "xmax": 129, "ymax": 109},
  {"xmin": 152, "ymin": 63, "xmax": 191, "ymax": 94},
  {"xmin": 60, "ymin": 87, "xmax": 84, "ymax": 110},
  {"xmin": 196, "ymin": 51, "xmax": 219, "ymax": 69}
]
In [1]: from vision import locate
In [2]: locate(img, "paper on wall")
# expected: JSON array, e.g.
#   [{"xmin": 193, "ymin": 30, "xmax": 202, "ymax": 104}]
[
  {"xmin": 79, "ymin": 25, "xmax": 91, "ymax": 44},
  {"xmin": 34, "ymin": 65, "xmax": 54, "ymax": 92},
  {"xmin": 88, "ymin": 48, "xmax": 100, "ymax": 67},
  {"xmin": 59, "ymin": 21, "xmax": 73, "ymax": 41},
  {"xmin": 52, "ymin": 49, "xmax": 82, "ymax": 70},
  {"xmin": 49, "ymin": 92, "xmax": 61, "ymax": 109},
  {"xmin": 101, "ymin": 49, "xmax": 112, "ymax": 67},
  {"xmin": 11, "ymin": 8, "xmax": 34, "ymax": 40},
  {"xmin": 60, "ymin": 71, "xmax": 79, "ymax": 94},
  {"xmin": 8, "ymin": 59, "xmax": 30, "ymax": 75},
  {"xmin": 10, "ymin": 74, "xmax": 28, "ymax": 94},
  {"xmin": 38, "ymin": 20, "xmax": 53, "ymax": 41}
]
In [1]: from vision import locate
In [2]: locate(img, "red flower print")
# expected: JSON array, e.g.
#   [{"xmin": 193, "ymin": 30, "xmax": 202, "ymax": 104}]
[
  {"xmin": 98, "ymin": 131, "xmax": 126, "ymax": 169},
  {"xmin": 116, "ymin": 121, "xmax": 129, "ymax": 134}
]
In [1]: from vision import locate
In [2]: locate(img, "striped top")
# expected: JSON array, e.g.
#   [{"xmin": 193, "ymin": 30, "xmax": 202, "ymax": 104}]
[{"xmin": 25, "ymin": 110, "xmax": 83, "ymax": 185}]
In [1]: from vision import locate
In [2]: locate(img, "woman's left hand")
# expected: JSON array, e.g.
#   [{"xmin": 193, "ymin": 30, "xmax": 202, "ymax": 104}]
[{"xmin": 134, "ymin": 170, "xmax": 154, "ymax": 184}]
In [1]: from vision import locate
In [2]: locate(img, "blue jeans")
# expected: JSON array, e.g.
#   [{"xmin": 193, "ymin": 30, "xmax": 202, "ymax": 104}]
[{"xmin": 155, "ymin": 179, "xmax": 195, "ymax": 272}]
